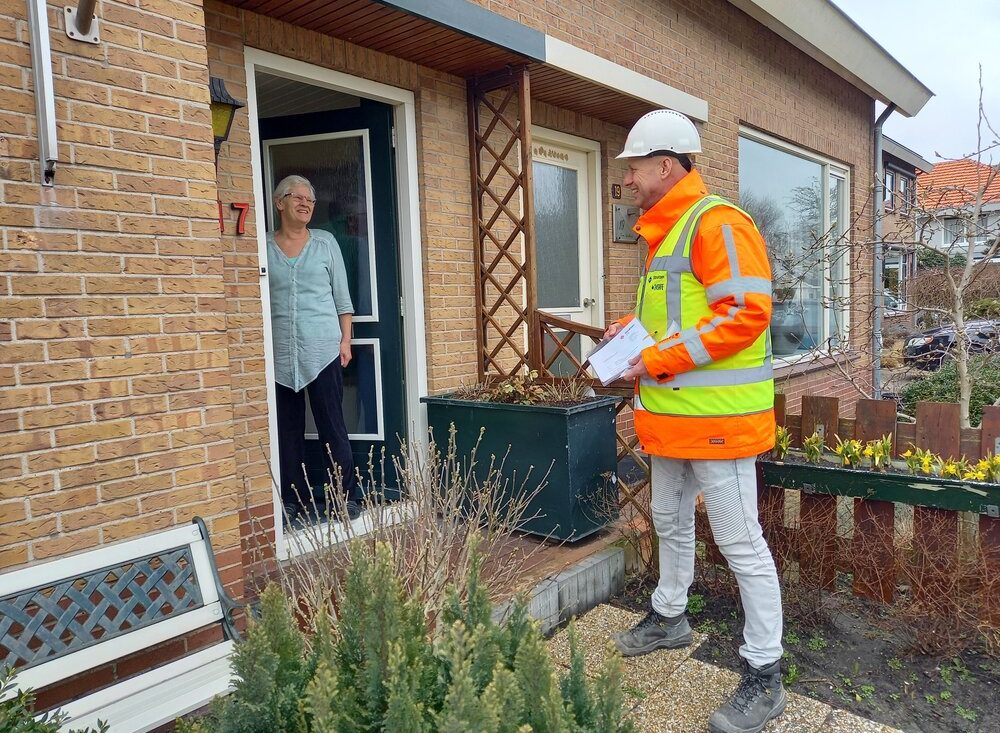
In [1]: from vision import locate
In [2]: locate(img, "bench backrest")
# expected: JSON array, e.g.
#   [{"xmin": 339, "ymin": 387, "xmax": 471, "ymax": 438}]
[{"xmin": 0, "ymin": 518, "xmax": 234, "ymax": 693}]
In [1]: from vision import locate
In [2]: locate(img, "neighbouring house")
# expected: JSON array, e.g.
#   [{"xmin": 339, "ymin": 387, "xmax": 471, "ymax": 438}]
[
  {"xmin": 1, "ymin": 0, "xmax": 930, "ymax": 709},
  {"xmin": 917, "ymin": 158, "xmax": 1000, "ymax": 261},
  {"xmin": 880, "ymin": 136, "xmax": 932, "ymax": 337}
]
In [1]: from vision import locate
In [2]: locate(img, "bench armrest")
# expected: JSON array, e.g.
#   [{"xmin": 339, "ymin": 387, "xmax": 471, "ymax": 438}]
[{"xmin": 191, "ymin": 517, "xmax": 244, "ymax": 641}]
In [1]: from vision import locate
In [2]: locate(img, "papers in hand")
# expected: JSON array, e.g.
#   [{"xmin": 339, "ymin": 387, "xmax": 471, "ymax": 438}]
[{"xmin": 586, "ymin": 319, "xmax": 656, "ymax": 386}]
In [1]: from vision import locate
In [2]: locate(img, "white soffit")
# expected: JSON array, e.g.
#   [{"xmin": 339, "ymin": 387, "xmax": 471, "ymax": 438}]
[
  {"xmin": 543, "ymin": 35, "xmax": 709, "ymax": 122},
  {"xmin": 726, "ymin": 0, "xmax": 933, "ymax": 117}
]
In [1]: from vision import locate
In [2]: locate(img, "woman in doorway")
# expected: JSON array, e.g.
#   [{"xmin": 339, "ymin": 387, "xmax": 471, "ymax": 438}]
[{"xmin": 267, "ymin": 174, "xmax": 359, "ymax": 519}]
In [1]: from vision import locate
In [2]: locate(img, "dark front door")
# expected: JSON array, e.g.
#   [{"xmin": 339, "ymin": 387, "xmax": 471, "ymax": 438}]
[{"xmin": 261, "ymin": 98, "xmax": 405, "ymax": 495}]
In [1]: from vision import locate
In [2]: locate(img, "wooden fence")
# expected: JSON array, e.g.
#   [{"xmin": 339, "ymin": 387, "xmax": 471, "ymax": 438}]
[
  {"xmin": 534, "ymin": 314, "xmax": 999, "ymax": 623},
  {"xmin": 755, "ymin": 395, "xmax": 1000, "ymax": 625}
]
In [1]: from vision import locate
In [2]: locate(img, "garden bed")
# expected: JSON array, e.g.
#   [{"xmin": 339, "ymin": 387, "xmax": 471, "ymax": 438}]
[{"xmin": 613, "ymin": 576, "xmax": 998, "ymax": 733}]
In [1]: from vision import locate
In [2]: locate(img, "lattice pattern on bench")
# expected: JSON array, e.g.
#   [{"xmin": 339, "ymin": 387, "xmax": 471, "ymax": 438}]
[{"xmin": 0, "ymin": 547, "xmax": 203, "ymax": 671}]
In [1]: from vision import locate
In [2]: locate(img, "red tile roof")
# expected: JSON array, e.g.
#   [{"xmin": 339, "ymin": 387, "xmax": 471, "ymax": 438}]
[{"xmin": 917, "ymin": 159, "xmax": 1000, "ymax": 210}]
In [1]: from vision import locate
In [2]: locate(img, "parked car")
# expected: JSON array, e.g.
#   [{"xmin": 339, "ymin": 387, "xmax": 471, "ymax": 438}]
[{"xmin": 903, "ymin": 320, "xmax": 1000, "ymax": 369}]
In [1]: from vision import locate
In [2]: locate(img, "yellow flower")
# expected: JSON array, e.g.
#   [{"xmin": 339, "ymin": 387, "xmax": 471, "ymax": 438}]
[
  {"xmin": 863, "ymin": 446, "xmax": 874, "ymax": 457},
  {"xmin": 902, "ymin": 449, "xmax": 913, "ymax": 458},
  {"xmin": 942, "ymin": 463, "xmax": 959, "ymax": 477}
]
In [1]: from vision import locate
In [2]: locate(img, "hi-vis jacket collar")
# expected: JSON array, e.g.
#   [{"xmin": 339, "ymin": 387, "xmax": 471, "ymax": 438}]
[{"xmin": 633, "ymin": 170, "xmax": 710, "ymax": 265}]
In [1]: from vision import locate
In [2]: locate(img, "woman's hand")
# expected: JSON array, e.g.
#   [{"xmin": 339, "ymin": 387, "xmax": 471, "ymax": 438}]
[
  {"xmin": 340, "ymin": 340, "xmax": 352, "ymax": 368},
  {"xmin": 603, "ymin": 322, "xmax": 623, "ymax": 340}
]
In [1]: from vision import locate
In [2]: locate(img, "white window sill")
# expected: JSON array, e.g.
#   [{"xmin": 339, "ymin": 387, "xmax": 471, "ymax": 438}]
[
  {"xmin": 772, "ymin": 351, "xmax": 844, "ymax": 378},
  {"xmin": 283, "ymin": 501, "xmax": 417, "ymax": 559}
]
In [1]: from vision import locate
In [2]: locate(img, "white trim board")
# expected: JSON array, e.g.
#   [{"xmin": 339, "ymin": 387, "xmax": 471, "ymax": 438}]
[
  {"xmin": 243, "ymin": 48, "xmax": 429, "ymax": 561},
  {"xmin": 543, "ymin": 36, "xmax": 708, "ymax": 122}
]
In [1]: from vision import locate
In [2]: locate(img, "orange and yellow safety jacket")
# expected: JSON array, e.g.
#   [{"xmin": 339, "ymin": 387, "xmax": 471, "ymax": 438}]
[{"xmin": 618, "ymin": 170, "xmax": 775, "ymax": 459}]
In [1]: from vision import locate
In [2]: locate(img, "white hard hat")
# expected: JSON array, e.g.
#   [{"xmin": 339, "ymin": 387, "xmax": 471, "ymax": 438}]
[{"xmin": 616, "ymin": 109, "xmax": 702, "ymax": 159}]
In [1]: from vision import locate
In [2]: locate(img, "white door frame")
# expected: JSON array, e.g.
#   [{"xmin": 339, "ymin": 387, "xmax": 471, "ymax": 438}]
[
  {"xmin": 244, "ymin": 48, "xmax": 428, "ymax": 560},
  {"xmin": 531, "ymin": 127, "xmax": 604, "ymax": 328}
]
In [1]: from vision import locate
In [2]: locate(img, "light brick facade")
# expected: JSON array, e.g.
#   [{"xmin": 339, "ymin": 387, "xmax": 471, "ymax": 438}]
[{"xmin": 2, "ymin": 0, "xmax": 875, "ymax": 588}]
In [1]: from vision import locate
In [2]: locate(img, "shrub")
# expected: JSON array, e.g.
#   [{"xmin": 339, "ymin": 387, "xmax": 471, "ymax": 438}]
[
  {"xmin": 0, "ymin": 669, "xmax": 108, "ymax": 733},
  {"xmin": 966, "ymin": 297, "xmax": 1000, "ymax": 319},
  {"xmin": 900, "ymin": 356, "xmax": 1000, "ymax": 426},
  {"xmin": 183, "ymin": 540, "xmax": 637, "ymax": 733}
]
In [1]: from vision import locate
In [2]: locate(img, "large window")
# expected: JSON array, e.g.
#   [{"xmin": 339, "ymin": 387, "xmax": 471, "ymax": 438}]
[{"xmin": 738, "ymin": 131, "xmax": 850, "ymax": 358}]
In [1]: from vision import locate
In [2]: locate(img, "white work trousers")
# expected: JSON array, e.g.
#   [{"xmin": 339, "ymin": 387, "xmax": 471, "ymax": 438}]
[{"xmin": 650, "ymin": 455, "xmax": 783, "ymax": 667}]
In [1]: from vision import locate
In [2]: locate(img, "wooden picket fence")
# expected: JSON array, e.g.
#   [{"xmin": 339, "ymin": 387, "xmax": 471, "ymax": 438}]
[{"xmin": 743, "ymin": 395, "xmax": 1000, "ymax": 625}]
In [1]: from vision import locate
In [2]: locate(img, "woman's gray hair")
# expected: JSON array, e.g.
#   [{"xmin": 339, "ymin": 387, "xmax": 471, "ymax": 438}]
[{"xmin": 273, "ymin": 174, "xmax": 315, "ymax": 204}]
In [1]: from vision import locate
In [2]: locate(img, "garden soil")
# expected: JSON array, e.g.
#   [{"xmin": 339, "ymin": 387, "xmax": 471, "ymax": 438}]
[{"xmin": 612, "ymin": 576, "xmax": 998, "ymax": 733}]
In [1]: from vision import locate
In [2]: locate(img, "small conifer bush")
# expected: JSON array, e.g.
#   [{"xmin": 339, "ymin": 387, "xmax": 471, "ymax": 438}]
[
  {"xmin": 0, "ymin": 669, "xmax": 108, "ymax": 733},
  {"xmin": 180, "ymin": 541, "xmax": 637, "ymax": 733}
]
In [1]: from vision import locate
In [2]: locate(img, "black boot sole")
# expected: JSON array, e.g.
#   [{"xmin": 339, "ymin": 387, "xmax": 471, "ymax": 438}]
[{"xmin": 707, "ymin": 688, "xmax": 787, "ymax": 733}]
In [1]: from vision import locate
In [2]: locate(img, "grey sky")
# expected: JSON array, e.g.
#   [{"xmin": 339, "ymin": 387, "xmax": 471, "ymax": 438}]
[{"xmin": 831, "ymin": 0, "xmax": 1000, "ymax": 165}]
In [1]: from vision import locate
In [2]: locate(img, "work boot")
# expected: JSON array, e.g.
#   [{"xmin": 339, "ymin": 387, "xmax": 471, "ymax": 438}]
[
  {"xmin": 708, "ymin": 659, "xmax": 787, "ymax": 733},
  {"xmin": 612, "ymin": 608, "xmax": 692, "ymax": 657}
]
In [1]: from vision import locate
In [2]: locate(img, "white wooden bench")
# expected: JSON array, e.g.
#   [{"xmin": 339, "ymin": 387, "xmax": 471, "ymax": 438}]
[{"xmin": 0, "ymin": 517, "xmax": 240, "ymax": 733}]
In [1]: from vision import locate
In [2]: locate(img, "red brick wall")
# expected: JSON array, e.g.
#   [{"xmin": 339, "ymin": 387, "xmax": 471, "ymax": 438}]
[
  {"xmin": 0, "ymin": 0, "xmax": 242, "ymax": 599},
  {"xmin": 1, "ymin": 0, "xmax": 876, "ymax": 585}
]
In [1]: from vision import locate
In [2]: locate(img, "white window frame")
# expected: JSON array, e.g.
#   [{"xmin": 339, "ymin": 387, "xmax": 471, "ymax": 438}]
[
  {"xmin": 244, "ymin": 48, "xmax": 428, "ymax": 561},
  {"xmin": 738, "ymin": 127, "xmax": 852, "ymax": 364}
]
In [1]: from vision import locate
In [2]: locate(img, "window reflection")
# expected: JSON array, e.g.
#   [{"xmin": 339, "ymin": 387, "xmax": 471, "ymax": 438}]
[
  {"xmin": 739, "ymin": 135, "xmax": 846, "ymax": 356},
  {"xmin": 268, "ymin": 135, "xmax": 374, "ymax": 318}
]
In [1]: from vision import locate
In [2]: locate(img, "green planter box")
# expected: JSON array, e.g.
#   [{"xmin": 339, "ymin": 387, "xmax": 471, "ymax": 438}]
[
  {"xmin": 422, "ymin": 394, "xmax": 621, "ymax": 542},
  {"xmin": 759, "ymin": 459, "xmax": 1000, "ymax": 515}
]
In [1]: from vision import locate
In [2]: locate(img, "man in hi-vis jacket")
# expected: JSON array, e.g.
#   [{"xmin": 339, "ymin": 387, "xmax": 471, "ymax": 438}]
[{"xmin": 607, "ymin": 109, "xmax": 785, "ymax": 733}]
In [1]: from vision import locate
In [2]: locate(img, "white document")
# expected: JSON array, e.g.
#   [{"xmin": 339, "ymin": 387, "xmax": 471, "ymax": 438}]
[{"xmin": 586, "ymin": 319, "xmax": 657, "ymax": 386}]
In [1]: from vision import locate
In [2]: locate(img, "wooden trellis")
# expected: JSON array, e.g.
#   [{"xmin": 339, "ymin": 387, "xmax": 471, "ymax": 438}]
[
  {"xmin": 534, "ymin": 312, "xmax": 654, "ymax": 556},
  {"xmin": 468, "ymin": 67, "xmax": 540, "ymax": 378},
  {"xmin": 468, "ymin": 69, "xmax": 654, "ymax": 562}
]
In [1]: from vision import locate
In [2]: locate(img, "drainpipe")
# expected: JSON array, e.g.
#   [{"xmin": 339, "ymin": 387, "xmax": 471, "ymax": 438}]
[
  {"xmin": 872, "ymin": 103, "xmax": 897, "ymax": 400},
  {"xmin": 28, "ymin": 0, "xmax": 57, "ymax": 185}
]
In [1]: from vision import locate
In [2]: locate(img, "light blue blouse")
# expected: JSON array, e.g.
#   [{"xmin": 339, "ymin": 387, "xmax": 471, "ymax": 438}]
[{"xmin": 267, "ymin": 229, "xmax": 354, "ymax": 392}]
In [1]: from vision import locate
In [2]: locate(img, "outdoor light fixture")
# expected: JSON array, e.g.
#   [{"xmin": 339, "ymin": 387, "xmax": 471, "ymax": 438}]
[{"xmin": 209, "ymin": 77, "xmax": 244, "ymax": 159}]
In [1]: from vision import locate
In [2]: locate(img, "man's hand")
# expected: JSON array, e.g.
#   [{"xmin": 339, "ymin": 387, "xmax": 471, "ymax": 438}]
[
  {"xmin": 620, "ymin": 353, "xmax": 648, "ymax": 380},
  {"xmin": 340, "ymin": 340, "xmax": 353, "ymax": 368},
  {"xmin": 603, "ymin": 322, "xmax": 623, "ymax": 340}
]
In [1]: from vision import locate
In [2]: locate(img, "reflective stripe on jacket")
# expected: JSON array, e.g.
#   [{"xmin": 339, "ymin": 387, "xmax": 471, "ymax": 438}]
[{"xmin": 622, "ymin": 171, "xmax": 776, "ymax": 459}]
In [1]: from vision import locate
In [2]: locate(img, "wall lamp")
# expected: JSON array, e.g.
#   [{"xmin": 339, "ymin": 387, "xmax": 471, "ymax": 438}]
[{"xmin": 210, "ymin": 77, "xmax": 245, "ymax": 161}]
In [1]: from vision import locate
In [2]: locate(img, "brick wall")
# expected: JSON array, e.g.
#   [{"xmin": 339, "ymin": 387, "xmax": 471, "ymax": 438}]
[
  {"xmin": 0, "ymin": 0, "xmax": 242, "ymax": 597},
  {"xmin": 2, "ymin": 0, "xmax": 878, "ymax": 583}
]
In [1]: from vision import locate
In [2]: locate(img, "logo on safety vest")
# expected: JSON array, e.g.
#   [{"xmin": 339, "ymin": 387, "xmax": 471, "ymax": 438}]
[{"xmin": 708, "ymin": 438, "xmax": 726, "ymax": 445}]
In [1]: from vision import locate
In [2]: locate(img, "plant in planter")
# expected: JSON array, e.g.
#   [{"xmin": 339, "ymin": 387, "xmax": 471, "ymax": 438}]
[
  {"xmin": 833, "ymin": 436, "xmax": 864, "ymax": 468},
  {"xmin": 423, "ymin": 372, "xmax": 620, "ymax": 542},
  {"xmin": 900, "ymin": 445, "xmax": 941, "ymax": 476},
  {"xmin": 802, "ymin": 432, "xmax": 825, "ymax": 464},
  {"xmin": 863, "ymin": 434, "xmax": 894, "ymax": 471},
  {"xmin": 773, "ymin": 425, "xmax": 791, "ymax": 460}
]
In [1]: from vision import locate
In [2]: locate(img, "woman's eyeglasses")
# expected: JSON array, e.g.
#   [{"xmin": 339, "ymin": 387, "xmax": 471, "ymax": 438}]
[{"xmin": 283, "ymin": 193, "xmax": 316, "ymax": 205}]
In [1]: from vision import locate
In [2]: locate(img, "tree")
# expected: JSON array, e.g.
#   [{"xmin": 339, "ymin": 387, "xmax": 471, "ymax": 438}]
[
  {"xmin": 906, "ymin": 70, "xmax": 1000, "ymax": 427},
  {"xmin": 758, "ymin": 71, "xmax": 1000, "ymax": 428}
]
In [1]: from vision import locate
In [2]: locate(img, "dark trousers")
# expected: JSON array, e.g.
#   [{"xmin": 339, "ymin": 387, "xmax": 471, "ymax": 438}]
[{"xmin": 275, "ymin": 360, "xmax": 357, "ymax": 505}]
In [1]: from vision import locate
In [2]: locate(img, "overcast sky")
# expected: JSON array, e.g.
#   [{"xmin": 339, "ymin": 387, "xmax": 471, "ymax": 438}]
[{"xmin": 831, "ymin": 0, "xmax": 1000, "ymax": 165}]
